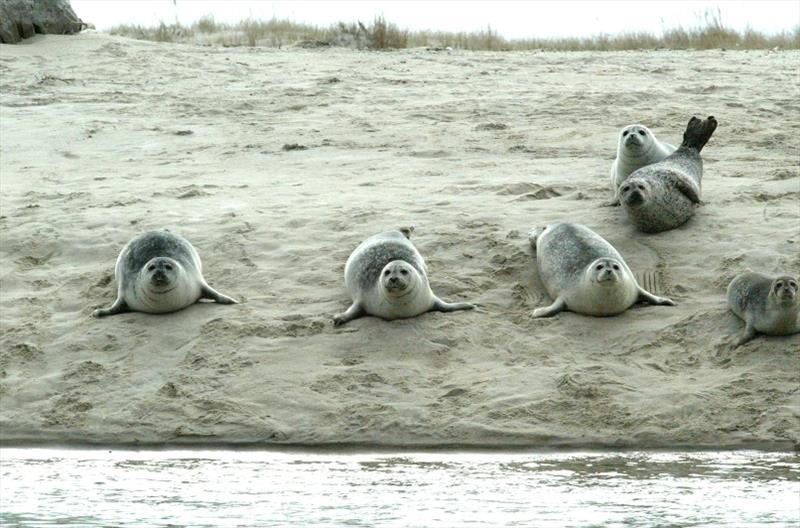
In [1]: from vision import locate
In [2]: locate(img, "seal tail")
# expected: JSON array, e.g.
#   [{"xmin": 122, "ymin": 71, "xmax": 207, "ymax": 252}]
[{"xmin": 680, "ymin": 115, "xmax": 717, "ymax": 152}]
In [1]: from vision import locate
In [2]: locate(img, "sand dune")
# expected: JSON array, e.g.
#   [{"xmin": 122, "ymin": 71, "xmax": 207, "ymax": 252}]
[{"xmin": 0, "ymin": 33, "xmax": 798, "ymax": 448}]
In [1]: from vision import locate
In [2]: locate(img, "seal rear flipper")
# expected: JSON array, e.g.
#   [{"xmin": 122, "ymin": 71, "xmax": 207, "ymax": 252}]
[
  {"xmin": 680, "ymin": 115, "xmax": 717, "ymax": 152},
  {"xmin": 333, "ymin": 302, "xmax": 365, "ymax": 326},
  {"xmin": 636, "ymin": 286, "xmax": 676, "ymax": 306},
  {"xmin": 531, "ymin": 297, "xmax": 565, "ymax": 318},
  {"xmin": 431, "ymin": 297, "xmax": 475, "ymax": 313},
  {"xmin": 200, "ymin": 284, "xmax": 238, "ymax": 304},
  {"xmin": 93, "ymin": 297, "xmax": 130, "ymax": 318}
]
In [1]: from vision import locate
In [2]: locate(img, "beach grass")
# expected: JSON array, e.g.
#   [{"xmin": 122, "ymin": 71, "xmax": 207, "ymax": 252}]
[{"xmin": 108, "ymin": 11, "xmax": 799, "ymax": 50}]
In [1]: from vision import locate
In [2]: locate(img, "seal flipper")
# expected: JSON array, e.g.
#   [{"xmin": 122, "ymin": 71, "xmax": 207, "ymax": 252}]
[
  {"xmin": 680, "ymin": 115, "xmax": 717, "ymax": 152},
  {"xmin": 667, "ymin": 173, "xmax": 701, "ymax": 204},
  {"xmin": 531, "ymin": 297, "xmax": 566, "ymax": 318},
  {"xmin": 93, "ymin": 297, "xmax": 130, "ymax": 318},
  {"xmin": 200, "ymin": 283, "xmax": 238, "ymax": 304},
  {"xmin": 333, "ymin": 302, "xmax": 365, "ymax": 326},
  {"xmin": 734, "ymin": 318, "xmax": 757, "ymax": 347},
  {"xmin": 636, "ymin": 286, "xmax": 676, "ymax": 306},
  {"xmin": 431, "ymin": 297, "xmax": 475, "ymax": 313}
]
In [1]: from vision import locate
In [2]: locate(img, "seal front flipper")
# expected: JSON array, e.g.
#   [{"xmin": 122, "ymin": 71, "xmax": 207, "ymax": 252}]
[
  {"xmin": 200, "ymin": 283, "xmax": 237, "ymax": 304},
  {"xmin": 636, "ymin": 286, "xmax": 676, "ymax": 306},
  {"xmin": 93, "ymin": 297, "xmax": 130, "ymax": 318},
  {"xmin": 734, "ymin": 319, "xmax": 757, "ymax": 347},
  {"xmin": 531, "ymin": 297, "xmax": 565, "ymax": 318},
  {"xmin": 667, "ymin": 173, "xmax": 701, "ymax": 204},
  {"xmin": 431, "ymin": 297, "xmax": 475, "ymax": 313},
  {"xmin": 333, "ymin": 302, "xmax": 365, "ymax": 326}
]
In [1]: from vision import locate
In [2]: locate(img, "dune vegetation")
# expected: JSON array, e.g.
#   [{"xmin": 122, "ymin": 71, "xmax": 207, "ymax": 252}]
[{"xmin": 108, "ymin": 11, "xmax": 800, "ymax": 51}]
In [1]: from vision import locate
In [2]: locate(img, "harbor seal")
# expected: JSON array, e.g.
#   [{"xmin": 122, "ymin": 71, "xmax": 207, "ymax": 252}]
[
  {"xmin": 619, "ymin": 116, "xmax": 717, "ymax": 233},
  {"xmin": 93, "ymin": 230, "xmax": 237, "ymax": 317},
  {"xmin": 528, "ymin": 222, "xmax": 675, "ymax": 317},
  {"xmin": 333, "ymin": 229, "xmax": 475, "ymax": 326},
  {"xmin": 727, "ymin": 271, "xmax": 799, "ymax": 346},
  {"xmin": 608, "ymin": 124, "xmax": 676, "ymax": 205}
]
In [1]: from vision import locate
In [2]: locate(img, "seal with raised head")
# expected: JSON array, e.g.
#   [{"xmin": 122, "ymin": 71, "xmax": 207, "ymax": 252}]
[
  {"xmin": 619, "ymin": 116, "xmax": 717, "ymax": 233},
  {"xmin": 727, "ymin": 271, "xmax": 799, "ymax": 346},
  {"xmin": 93, "ymin": 230, "xmax": 237, "ymax": 317},
  {"xmin": 608, "ymin": 124, "xmax": 676, "ymax": 205},
  {"xmin": 528, "ymin": 222, "xmax": 675, "ymax": 317},
  {"xmin": 333, "ymin": 228, "xmax": 475, "ymax": 326}
]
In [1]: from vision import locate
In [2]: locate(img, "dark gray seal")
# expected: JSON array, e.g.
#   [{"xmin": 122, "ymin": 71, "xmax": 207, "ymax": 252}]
[
  {"xmin": 333, "ymin": 229, "xmax": 475, "ymax": 326},
  {"xmin": 529, "ymin": 222, "xmax": 675, "ymax": 317},
  {"xmin": 619, "ymin": 116, "xmax": 717, "ymax": 233},
  {"xmin": 93, "ymin": 230, "xmax": 237, "ymax": 317},
  {"xmin": 727, "ymin": 271, "xmax": 799, "ymax": 346}
]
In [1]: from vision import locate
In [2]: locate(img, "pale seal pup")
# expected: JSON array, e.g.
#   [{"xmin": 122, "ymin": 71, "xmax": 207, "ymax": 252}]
[
  {"xmin": 93, "ymin": 230, "xmax": 237, "ymax": 317},
  {"xmin": 727, "ymin": 271, "xmax": 799, "ymax": 346},
  {"xmin": 333, "ymin": 229, "xmax": 474, "ymax": 326},
  {"xmin": 528, "ymin": 222, "xmax": 675, "ymax": 317},
  {"xmin": 619, "ymin": 116, "xmax": 717, "ymax": 233},
  {"xmin": 608, "ymin": 124, "xmax": 676, "ymax": 205}
]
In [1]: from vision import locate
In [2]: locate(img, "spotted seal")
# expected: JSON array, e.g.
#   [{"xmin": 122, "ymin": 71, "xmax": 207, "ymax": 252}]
[
  {"xmin": 93, "ymin": 230, "xmax": 237, "ymax": 317},
  {"xmin": 528, "ymin": 222, "xmax": 675, "ymax": 317},
  {"xmin": 619, "ymin": 116, "xmax": 717, "ymax": 233},
  {"xmin": 727, "ymin": 271, "xmax": 799, "ymax": 346},
  {"xmin": 333, "ymin": 229, "xmax": 474, "ymax": 326},
  {"xmin": 608, "ymin": 124, "xmax": 676, "ymax": 205}
]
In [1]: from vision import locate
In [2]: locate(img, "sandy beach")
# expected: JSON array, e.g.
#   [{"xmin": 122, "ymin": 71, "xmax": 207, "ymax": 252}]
[{"xmin": 0, "ymin": 33, "xmax": 798, "ymax": 448}]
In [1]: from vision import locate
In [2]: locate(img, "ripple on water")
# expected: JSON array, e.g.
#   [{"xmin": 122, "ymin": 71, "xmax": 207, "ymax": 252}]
[{"xmin": 0, "ymin": 449, "xmax": 797, "ymax": 527}]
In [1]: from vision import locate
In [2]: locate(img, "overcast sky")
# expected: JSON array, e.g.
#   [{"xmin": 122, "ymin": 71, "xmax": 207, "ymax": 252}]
[{"xmin": 71, "ymin": 1, "xmax": 799, "ymax": 39}]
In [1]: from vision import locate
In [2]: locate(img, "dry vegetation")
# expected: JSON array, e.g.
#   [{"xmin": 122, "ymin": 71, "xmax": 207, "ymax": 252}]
[{"xmin": 109, "ymin": 12, "xmax": 799, "ymax": 51}]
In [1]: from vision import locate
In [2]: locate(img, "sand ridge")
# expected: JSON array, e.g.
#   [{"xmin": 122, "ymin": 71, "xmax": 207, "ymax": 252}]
[{"xmin": 0, "ymin": 34, "xmax": 798, "ymax": 448}]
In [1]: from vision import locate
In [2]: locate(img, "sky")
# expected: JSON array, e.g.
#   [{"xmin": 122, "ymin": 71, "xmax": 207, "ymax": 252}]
[{"xmin": 71, "ymin": 1, "xmax": 800, "ymax": 39}]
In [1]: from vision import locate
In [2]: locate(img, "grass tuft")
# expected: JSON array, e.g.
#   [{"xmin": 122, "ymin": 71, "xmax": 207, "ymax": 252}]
[{"xmin": 108, "ymin": 12, "xmax": 800, "ymax": 51}]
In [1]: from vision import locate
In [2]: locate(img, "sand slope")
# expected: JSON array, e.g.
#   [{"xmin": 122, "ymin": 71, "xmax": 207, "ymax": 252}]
[{"xmin": 1, "ymin": 34, "xmax": 798, "ymax": 448}]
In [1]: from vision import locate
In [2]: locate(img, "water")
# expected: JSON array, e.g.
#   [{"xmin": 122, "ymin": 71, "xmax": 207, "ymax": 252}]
[{"xmin": 0, "ymin": 448, "xmax": 797, "ymax": 527}]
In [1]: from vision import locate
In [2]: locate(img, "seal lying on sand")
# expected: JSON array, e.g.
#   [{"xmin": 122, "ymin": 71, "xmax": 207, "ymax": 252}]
[
  {"xmin": 529, "ymin": 222, "xmax": 675, "ymax": 317},
  {"xmin": 93, "ymin": 230, "xmax": 237, "ymax": 317},
  {"xmin": 727, "ymin": 271, "xmax": 799, "ymax": 346},
  {"xmin": 333, "ymin": 229, "xmax": 474, "ymax": 326},
  {"xmin": 608, "ymin": 124, "xmax": 676, "ymax": 205},
  {"xmin": 619, "ymin": 116, "xmax": 717, "ymax": 233}
]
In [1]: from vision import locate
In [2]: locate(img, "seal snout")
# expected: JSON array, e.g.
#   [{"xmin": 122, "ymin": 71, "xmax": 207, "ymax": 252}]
[
  {"xmin": 145, "ymin": 257, "xmax": 178, "ymax": 289},
  {"xmin": 621, "ymin": 181, "xmax": 647, "ymax": 206},
  {"xmin": 774, "ymin": 278, "xmax": 798, "ymax": 302},
  {"xmin": 381, "ymin": 261, "xmax": 413, "ymax": 295},
  {"xmin": 592, "ymin": 259, "xmax": 622, "ymax": 283}
]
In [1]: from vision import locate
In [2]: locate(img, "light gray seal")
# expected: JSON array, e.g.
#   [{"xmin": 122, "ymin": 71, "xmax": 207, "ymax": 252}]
[
  {"xmin": 93, "ymin": 230, "xmax": 237, "ymax": 317},
  {"xmin": 528, "ymin": 222, "xmax": 675, "ymax": 317},
  {"xmin": 727, "ymin": 271, "xmax": 799, "ymax": 346},
  {"xmin": 333, "ymin": 229, "xmax": 475, "ymax": 326},
  {"xmin": 619, "ymin": 116, "xmax": 717, "ymax": 233},
  {"xmin": 608, "ymin": 124, "xmax": 676, "ymax": 205}
]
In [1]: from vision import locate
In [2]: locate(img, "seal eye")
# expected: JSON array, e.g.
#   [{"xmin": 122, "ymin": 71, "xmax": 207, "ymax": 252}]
[
  {"xmin": 622, "ymin": 131, "xmax": 628, "ymax": 137},
  {"xmin": 638, "ymin": 130, "xmax": 646, "ymax": 136},
  {"xmin": 148, "ymin": 265, "xmax": 156, "ymax": 271},
  {"xmin": 165, "ymin": 264, "xmax": 173, "ymax": 271},
  {"xmin": 400, "ymin": 269, "xmax": 409, "ymax": 275},
  {"xmin": 384, "ymin": 270, "xmax": 391, "ymax": 276},
  {"xmin": 596, "ymin": 264, "xmax": 603, "ymax": 270},
  {"xmin": 612, "ymin": 265, "xmax": 619, "ymax": 270}
]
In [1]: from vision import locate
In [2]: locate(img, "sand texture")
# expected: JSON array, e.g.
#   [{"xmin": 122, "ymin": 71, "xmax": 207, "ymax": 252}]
[{"xmin": 1, "ymin": 34, "xmax": 798, "ymax": 448}]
